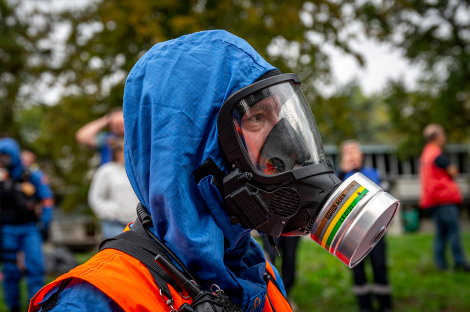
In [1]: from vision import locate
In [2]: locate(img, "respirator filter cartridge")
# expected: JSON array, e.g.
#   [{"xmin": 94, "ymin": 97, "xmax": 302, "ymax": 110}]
[{"xmin": 311, "ymin": 172, "xmax": 399, "ymax": 267}]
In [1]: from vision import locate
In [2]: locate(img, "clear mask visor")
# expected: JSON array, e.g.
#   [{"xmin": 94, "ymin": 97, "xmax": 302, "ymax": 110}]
[{"xmin": 233, "ymin": 81, "xmax": 325, "ymax": 176}]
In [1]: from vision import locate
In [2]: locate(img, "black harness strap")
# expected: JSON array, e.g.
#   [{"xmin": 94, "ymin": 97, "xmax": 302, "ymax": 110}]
[
  {"xmin": 99, "ymin": 217, "xmax": 182, "ymax": 299},
  {"xmin": 264, "ymin": 270, "xmax": 292, "ymax": 310},
  {"xmin": 40, "ymin": 278, "xmax": 73, "ymax": 312},
  {"xmin": 263, "ymin": 270, "xmax": 283, "ymax": 296},
  {"xmin": 266, "ymin": 293, "xmax": 278, "ymax": 312}
]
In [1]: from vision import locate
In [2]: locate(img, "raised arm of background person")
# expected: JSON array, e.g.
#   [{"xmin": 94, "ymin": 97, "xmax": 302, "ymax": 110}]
[
  {"xmin": 88, "ymin": 164, "xmax": 120, "ymax": 221},
  {"xmin": 75, "ymin": 116, "xmax": 110, "ymax": 148}
]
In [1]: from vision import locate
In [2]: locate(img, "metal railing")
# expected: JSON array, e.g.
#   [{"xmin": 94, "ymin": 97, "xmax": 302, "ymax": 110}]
[
  {"xmin": 324, "ymin": 144, "xmax": 470, "ymax": 179},
  {"xmin": 324, "ymin": 144, "xmax": 470, "ymax": 205}
]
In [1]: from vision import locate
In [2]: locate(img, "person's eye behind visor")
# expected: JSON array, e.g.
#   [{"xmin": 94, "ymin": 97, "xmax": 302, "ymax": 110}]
[{"xmin": 233, "ymin": 82, "xmax": 325, "ymax": 176}]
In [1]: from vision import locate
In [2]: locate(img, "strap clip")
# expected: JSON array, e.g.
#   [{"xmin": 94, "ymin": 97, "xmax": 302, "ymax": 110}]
[{"xmin": 160, "ymin": 288, "xmax": 177, "ymax": 312}]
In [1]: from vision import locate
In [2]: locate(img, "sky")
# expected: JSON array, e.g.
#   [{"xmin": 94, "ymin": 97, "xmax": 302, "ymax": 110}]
[{"xmin": 327, "ymin": 38, "xmax": 422, "ymax": 95}]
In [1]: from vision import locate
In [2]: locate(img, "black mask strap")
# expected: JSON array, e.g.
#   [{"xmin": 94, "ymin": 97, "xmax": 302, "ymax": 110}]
[
  {"xmin": 193, "ymin": 158, "xmax": 225, "ymax": 196},
  {"xmin": 268, "ymin": 235, "xmax": 280, "ymax": 257}
]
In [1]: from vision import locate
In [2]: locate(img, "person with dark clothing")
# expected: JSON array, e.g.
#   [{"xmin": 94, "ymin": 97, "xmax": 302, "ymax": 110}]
[
  {"xmin": 419, "ymin": 124, "xmax": 469, "ymax": 271},
  {"xmin": 338, "ymin": 140, "xmax": 392, "ymax": 312},
  {"xmin": 0, "ymin": 138, "xmax": 54, "ymax": 312}
]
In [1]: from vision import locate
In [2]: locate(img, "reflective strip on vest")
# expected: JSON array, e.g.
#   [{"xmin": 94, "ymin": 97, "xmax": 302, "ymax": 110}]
[{"xmin": 30, "ymin": 250, "xmax": 292, "ymax": 312}]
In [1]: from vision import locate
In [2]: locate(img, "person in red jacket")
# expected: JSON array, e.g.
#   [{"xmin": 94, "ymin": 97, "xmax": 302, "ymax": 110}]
[{"xmin": 419, "ymin": 124, "xmax": 469, "ymax": 271}]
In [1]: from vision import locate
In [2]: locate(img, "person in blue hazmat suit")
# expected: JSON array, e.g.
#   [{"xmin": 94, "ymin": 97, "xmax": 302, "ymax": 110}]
[
  {"xmin": 30, "ymin": 30, "xmax": 348, "ymax": 312},
  {"xmin": 20, "ymin": 149, "xmax": 54, "ymax": 241},
  {"xmin": 0, "ymin": 138, "xmax": 54, "ymax": 312}
]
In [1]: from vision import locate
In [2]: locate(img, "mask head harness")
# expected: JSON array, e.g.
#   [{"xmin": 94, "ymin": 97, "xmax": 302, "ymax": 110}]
[{"xmin": 217, "ymin": 71, "xmax": 341, "ymax": 237}]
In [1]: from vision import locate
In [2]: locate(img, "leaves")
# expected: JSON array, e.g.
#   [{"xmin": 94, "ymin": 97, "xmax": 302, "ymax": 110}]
[
  {"xmin": 6, "ymin": 0, "xmax": 463, "ymax": 210},
  {"xmin": 357, "ymin": 0, "xmax": 470, "ymax": 157},
  {"xmin": 3, "ymin": 0, "xmax": 376, "ymax": 210}
]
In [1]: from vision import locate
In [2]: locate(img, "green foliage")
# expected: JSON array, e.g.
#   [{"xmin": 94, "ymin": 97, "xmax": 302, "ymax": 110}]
[
  {"xmin": 5, "ymin": 0, "xmax": 376, "ymax": 210},
  {"xmin": 7, "ymin": 0, "xmax": 468, "ymax": 209},
  {"xmin": 313, "ymin": 82, "xmax": 398, "ymax": 144},
  {"xmin": 356, "ymin": 0, "xmax": 470, "ymax": 157},
  {"xmin": 0, "ymin": 0, "xmax": 53, "ymax": 139}
]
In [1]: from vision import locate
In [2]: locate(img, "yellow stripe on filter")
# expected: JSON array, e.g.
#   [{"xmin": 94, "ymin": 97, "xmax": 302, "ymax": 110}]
[{"xmin": 321, "ymin": 186, "xmax": 366, "ymax": 248}]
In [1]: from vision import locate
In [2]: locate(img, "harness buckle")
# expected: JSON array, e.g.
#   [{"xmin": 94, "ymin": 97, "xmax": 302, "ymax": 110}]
[
  {"xmin": 159, "ymin": 288, "xmax": 177, "ymax": 312},
  {"xmin": 210, "ymin": 284, "xmax": 224, "ymax": 295}
]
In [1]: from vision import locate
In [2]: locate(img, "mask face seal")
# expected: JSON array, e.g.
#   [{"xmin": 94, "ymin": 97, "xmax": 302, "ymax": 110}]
[{"xmin": 217, "ymin": 72, "xmax": 399, "ymax": 267}]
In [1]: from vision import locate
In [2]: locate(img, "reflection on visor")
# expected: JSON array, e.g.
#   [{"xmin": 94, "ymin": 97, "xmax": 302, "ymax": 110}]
[{"xmin": 233, "ymin": 82, "xmax": 325, "ymax": 176}]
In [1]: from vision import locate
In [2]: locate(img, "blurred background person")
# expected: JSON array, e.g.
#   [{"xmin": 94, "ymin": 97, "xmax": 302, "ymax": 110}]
[
  {"xmin": 0, "ymin": 138, "xmax": 54, "ymax": 312},
  {"xmin": 21, "ymin": 149, "xmax": 39, "ymax": 171},
  {"xmin": 419, "ymin": 124, "xmax": 469, "ymax": 272},
  {"xmin": 20, "ymin": 149, "xmax": 54, "ymax": 241},
  {"xmin": 88, "ymin": 138, "xmax": 138, "ymax": 239},
  {"xmin": 337, "ymin": 140, "xmax": 392, "ymax": 312},
  {"xmin": 75, "ymin": 107, "xmax": 124, "ymax": 166}
]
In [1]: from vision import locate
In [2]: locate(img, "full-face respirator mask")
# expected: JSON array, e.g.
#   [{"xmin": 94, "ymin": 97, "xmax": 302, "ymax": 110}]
[{"xmin": 217, "ymin": 71, "xmax": 399, "ymax": 267}]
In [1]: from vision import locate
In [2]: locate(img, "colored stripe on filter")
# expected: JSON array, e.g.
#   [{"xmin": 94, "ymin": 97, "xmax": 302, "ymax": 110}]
[
  {"xmin": 326, "ymin": 189, "xmax": 369, "ymax": 251},
  {"xmin": 321, "ymin": 186, "xmax": 368, "ymax": 249}
]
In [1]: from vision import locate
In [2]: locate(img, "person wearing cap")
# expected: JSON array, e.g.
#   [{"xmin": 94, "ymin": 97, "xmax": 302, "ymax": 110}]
[
  {"xmin": 419, "ymin": 124, "xmax": 469, "ymax": 272},
  {"xmin": 338, "ymin": 140, "xmax": 392, "ymax": 312}
]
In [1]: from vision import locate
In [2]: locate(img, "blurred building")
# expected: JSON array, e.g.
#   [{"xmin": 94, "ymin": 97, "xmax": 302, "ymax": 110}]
[{"xmin": 325, "ymin": 144, "xmax": 470, "ymax": 234}]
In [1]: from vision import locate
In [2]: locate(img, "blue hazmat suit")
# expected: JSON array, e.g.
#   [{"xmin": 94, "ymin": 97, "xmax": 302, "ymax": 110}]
[
  {"xmin": 0, "ymin": 138, "xmax": 53, "ymax": 311},
  {"xmin": 36, "ymin": 30, "xmax": 285, "ymax": 312}
]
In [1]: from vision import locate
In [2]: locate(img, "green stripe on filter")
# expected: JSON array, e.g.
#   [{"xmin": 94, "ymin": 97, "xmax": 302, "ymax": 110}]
[{"xmin": 326, "ymin": 189, "xmax": 369, "ymax": 251}]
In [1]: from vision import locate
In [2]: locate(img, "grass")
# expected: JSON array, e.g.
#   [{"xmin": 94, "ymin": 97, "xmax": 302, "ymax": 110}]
[
  {"xmin": 1, "ymin": 233, "xmax": 469, "ymax": 311},
  {"xmin": 291, "ymin": 232, "xmax": 470, "ymax": 312}
]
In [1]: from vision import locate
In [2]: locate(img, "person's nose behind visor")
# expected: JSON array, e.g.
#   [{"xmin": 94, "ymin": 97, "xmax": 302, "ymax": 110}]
[{"xmin": 257, "ymin": 118, "xmax": 311, "ymax": 174}]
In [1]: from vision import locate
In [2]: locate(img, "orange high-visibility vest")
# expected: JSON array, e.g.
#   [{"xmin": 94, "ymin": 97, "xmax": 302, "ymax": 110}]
[{"xmin": 29, "ymin": 249, "xmax": 291, "ymax": 312}]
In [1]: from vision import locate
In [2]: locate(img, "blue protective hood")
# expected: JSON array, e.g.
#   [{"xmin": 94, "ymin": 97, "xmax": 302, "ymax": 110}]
[
  {"xmin": 123, "ymin": 30, "xmax": 277, "ymax": 310},
  {"xmin": 0, "ymin": 138, "xmax": 23, "ymax": 179}
]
